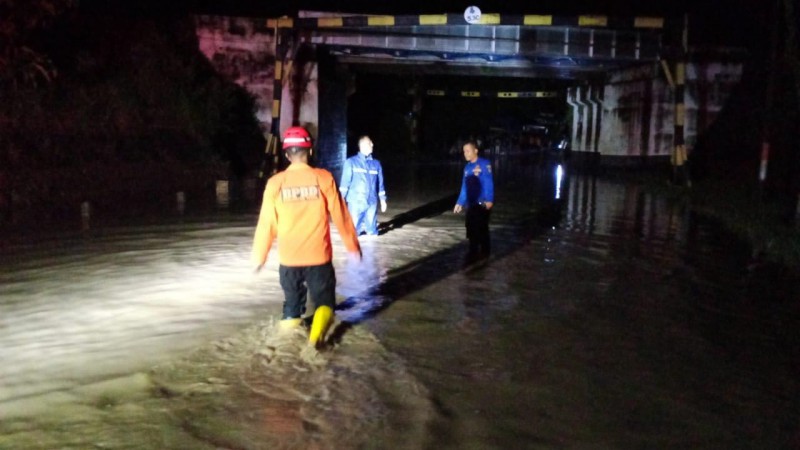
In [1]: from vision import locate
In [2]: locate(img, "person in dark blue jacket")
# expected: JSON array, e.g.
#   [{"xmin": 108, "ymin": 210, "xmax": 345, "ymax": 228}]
[
  {"xmin": 453, "ymin": 140, "xmax": 494, "ymax": 256},
  {"xmin": 339, "ymin": 136, "xmax": 387, "ymax": 236}
]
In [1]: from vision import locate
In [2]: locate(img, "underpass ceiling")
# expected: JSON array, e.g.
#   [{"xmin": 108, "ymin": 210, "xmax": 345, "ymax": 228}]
[
  {"xmin": 337, "ymin": 56, "xmax": 617, "ymax": 81},
  {"xmin": 283, "ymin": 14, "xmax": 666, "ymax": 79}
]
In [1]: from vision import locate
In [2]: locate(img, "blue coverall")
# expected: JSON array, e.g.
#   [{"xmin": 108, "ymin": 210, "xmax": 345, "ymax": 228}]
[
  {"xmin": 339, "ymin": 153, "xmax": 386, "ymax": 235},
  {"xmin": 456, "ymin": 157, "xmax": 494, "ymax": 254}
]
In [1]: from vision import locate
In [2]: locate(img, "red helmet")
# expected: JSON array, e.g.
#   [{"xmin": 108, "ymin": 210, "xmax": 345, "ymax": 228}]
[{"xmin": 282, "ymin": 126, "xmax": 312, "ymax": 149}]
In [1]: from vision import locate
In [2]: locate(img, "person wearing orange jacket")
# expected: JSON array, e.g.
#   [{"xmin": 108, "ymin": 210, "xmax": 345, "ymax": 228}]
[{"xmin": 252, "ymin": 126, "xmax": 361, "ymax": 348}]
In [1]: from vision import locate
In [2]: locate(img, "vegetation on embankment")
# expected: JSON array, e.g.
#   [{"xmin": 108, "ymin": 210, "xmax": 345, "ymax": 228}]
[
  {"xmin": 642, "ymin": 175, "xmax": 800, "ymax": 270},
  {"xmin": 690, "ymin": 183, "xmax": 799, "ymax": 270},
  {"xmin": 1, "ymin": 2, "xmax": 265, "ymax": 227}
]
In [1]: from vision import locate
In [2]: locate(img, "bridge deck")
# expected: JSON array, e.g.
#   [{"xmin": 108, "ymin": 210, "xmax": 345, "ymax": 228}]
[{"xmin": 270, "ymin": 13, "xmax": 667, "ymax": 78}]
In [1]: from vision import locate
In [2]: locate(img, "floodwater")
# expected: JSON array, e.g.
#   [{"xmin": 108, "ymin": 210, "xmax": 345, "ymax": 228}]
[{"xmin": 0, "ymin": 159, "xmax": 798, "ymax": 449}]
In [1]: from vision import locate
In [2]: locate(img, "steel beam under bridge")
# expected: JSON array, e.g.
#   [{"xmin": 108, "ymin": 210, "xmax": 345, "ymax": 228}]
[
  {"xmin": 261, "ymin": 12, "xmax": 671, "ymax": 178},
  {"xmin": 268, "ymin": 13, "xmax": 667, "ymax": 79}
]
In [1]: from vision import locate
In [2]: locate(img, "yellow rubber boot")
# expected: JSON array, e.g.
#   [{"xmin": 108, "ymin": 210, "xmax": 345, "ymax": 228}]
[
  {"xmin": 308, "ymin": 306, "xmax": 333, "ymax": 347},
  {"xmin": 278, "ymin": 317, "xmax": 302, "ymax": 333}
]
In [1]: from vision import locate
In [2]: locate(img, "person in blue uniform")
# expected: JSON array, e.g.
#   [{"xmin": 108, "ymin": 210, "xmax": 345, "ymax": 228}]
[
  {"xmin": 453, "ymin": 140, "xmax": 494, "ymax": 256},
  {"xmin": 339, "ymin": 135, "xmax": 387, "ymax": 236}
]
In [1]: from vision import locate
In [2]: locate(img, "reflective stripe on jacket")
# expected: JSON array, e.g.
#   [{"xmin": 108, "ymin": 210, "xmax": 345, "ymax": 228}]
[{"xmin": 339, "ymin": 153, "xmax": 386, "ymax": 205}]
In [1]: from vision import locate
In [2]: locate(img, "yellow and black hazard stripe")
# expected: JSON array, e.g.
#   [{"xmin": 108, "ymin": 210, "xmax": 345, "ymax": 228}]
[
  {"xmin": 267, "ymin": 14, "xmax": 664, "ymax": 30},
  {"xmin": 425, "ymin": 89, "xmax": 560, "ymax": 98},
  {"xmin": 262, "ymin": 27, "xmax": 293, "ymax": 178},
  {"xmin": 672, "ymin": 16, "xmax": 688, "ymax": 171},
  {"xmin": 496, "ymin": 91, "xmax": 559, "ymax": 98},
  {"xmin": 672, "ymin": 62, "xmax": 686, "ymax": 167},
  {"xmin": 270, "ymin": 36, "xmax": 287, "ymax": 136}
]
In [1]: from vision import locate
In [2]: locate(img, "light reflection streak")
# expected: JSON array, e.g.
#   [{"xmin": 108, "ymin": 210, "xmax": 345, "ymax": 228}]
[
  {"xmin": 555, "ymin": 164, "xmax": 564, "ymax": 199},
  {"xmin": 0, "ymin": 226, "xmax": 279, "ymax": 410}
]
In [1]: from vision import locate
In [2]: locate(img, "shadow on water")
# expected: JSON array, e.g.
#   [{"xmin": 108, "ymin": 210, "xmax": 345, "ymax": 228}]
[
  {"xmin": 332, "ymin": 161, "xmax": 568, "ymax": 336},
  {"xmin": 376, "ymin": 194, "xmax": 458, "ymax": 235}
]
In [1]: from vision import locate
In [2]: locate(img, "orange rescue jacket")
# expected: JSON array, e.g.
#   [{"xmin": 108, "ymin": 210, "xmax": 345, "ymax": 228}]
[{"xmin": 252, "ymin": 162, "xmax": 360, "ymax": 267}]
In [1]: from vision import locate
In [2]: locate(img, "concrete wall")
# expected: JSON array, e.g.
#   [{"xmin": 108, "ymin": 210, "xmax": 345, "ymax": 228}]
[
  {"xmin": 195, "ymin": 16, "xmax": 276, "ymax": 134},
  {"xmin": 281, "ymin": 47, "xmax": 320, "ymax": 139},
  {"xmin": 194, "ymin": 16, "xmax": 320, "ymax": 138},
  {"xmin": 571, "ymin": 56, "xmax": 743, "ymax": 165},
  {"xmin": 599, "ymin": 65, "xmax": 666, "ymax": 159},
  {"xmin": 684, "ymin": 61, "xmax": 744, "ymax": 148}
]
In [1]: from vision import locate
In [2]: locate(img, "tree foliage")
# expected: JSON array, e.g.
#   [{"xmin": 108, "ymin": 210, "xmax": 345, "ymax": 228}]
[
  {"xmin": 2, "ymin": 11, "xmax": 263, "ymax": 168},
  {"xmin": 1, "ymin": 9, "xmax": 265, "ymax": 226},
  {"xmin": 0, "ymin": 0, "xmax": 76, "ymax": 89}
]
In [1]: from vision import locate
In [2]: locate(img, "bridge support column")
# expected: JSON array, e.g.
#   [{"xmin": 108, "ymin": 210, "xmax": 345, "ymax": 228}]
[
  {"xmin": 567, "ymin": 85, "xmax": 601, "ymax": 166},
  {"xmin": 589, "ymin": 85, "xmax": 604, "ymax": 155},
  {"xmin": 265, "ymin": 37, "xmax": 324, "ymax": 175},
  {"xmin": 580, "ymin": 86, "xmax": 593, "ymax": 153},
  {"xmin": 575, "ymin": 85, "xmax": 599, "ymax": 166},
  {"xmin": 316, "ymin": 49, "xmax": 348, "ymax": 181},
  {"xmin": 282, "ymin": 43, "xmax": 319, "ymax": 148},
  {"xmin": 566, "ymin": 87, "xmax": 581, "ymax": 153},
  {"xmin": 258, "ymin": 27, "xmax": 290, "ymax": 180},
  {"xmin": 640, "ymin": 77, "xmax": 654, "ymax": 162},
  {"xmin": 671, "ymin": 15, "xmax": 691, "ymax": 186},
  {"xmin": 265, "ymin": 40, "xmax": 347, "ymax": 180}
]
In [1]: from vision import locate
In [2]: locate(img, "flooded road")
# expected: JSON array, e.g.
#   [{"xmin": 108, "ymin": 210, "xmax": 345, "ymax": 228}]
[
  {"xmin": 1, "ymin": 160, "xmax": 798, "ymax": 448},
  {"xmin": 0, "ymin": 218, "xmax": 274, "ymax": 409}
]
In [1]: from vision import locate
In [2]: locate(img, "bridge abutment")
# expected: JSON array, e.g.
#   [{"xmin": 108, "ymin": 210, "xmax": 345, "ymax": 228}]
[
  {"xmin": 194, "ymin": 13, "xmax": 745, "ymax": 173},
  {"xmin": 568, "ymin": 55, "xmax": 743, "ymax": 168}
]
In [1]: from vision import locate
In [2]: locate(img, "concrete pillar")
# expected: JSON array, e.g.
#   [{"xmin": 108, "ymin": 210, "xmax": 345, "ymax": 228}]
[
  {"xmin": 587, "ymin": 86, "xmax": 597, "ymax": 152},
  {"xmin": 672, "ymin": 15, "xmax": 691, "ymax": 185},
  {"xmin": 573, "ymin": 86, "xmax": 588, "ymax": 152},
  {"xmin": 589, "ymin": 85, "xmax": 604, "ymax": 154},
  {"xmin": 259, "ymin": 27, "xmax": 289, "ymax": 180},
  {"xmin": 267, "ymin": 40, "xmax": 320, "ymax": 175},
  {"xmin": 283, "ymin": 43, "xmax": 319, "ymax": 134},
  {"xmin": 566, "ymin": 87, "xmax": 582, "ymax": 152},
  {"xmin": 640, "ymin": 78, "xmax": 654, "ymax": 159},
  {"xmin": 580, "ymin": 86, "xmax": 593, "ymax": 152},
  {"xmin": 316, "ymin": 49, "xmax": 348, "ymax": 181}
]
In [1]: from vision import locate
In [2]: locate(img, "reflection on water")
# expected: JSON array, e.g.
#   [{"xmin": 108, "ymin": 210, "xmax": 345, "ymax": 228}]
[
  {"xmin": 361, "ymin": 160, "xmax": 800, "ymax": 448},
  {"xmin": 0, "ymin": 159, "xmax": 797, "ymax": 448},
  {"xmin": 555, "ymin": 164, "xmax": 564, "ymax": 199},
  {"xmin": 0, "ymin": 220, "xmax": 284, "ymax": 410}
]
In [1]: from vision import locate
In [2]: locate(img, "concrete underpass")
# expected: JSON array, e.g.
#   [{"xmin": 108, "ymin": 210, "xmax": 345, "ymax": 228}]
[{"xmin": 195, "ymin": 10, "xmax": 745, "ymax": 179}]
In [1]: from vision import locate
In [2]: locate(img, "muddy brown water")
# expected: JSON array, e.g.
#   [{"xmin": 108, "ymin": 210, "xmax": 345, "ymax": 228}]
[{"xmin": 1, "ymin": 161, "xmax": 798, "ymax": 448}]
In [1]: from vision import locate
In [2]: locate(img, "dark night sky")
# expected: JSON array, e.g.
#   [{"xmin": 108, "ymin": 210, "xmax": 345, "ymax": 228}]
[{"xmin": 80, "ymin": 0, "xmax": 767, "ymax": 47}]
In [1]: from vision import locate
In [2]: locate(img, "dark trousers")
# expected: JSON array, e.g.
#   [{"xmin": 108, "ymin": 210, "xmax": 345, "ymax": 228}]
[
  {"xmin": 278, "ymin": 262, "xmax": 336, "ymax": 319},
  {"xmin": 465, "ymin": 204, "xmax": 491, "ymax": 254}
]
